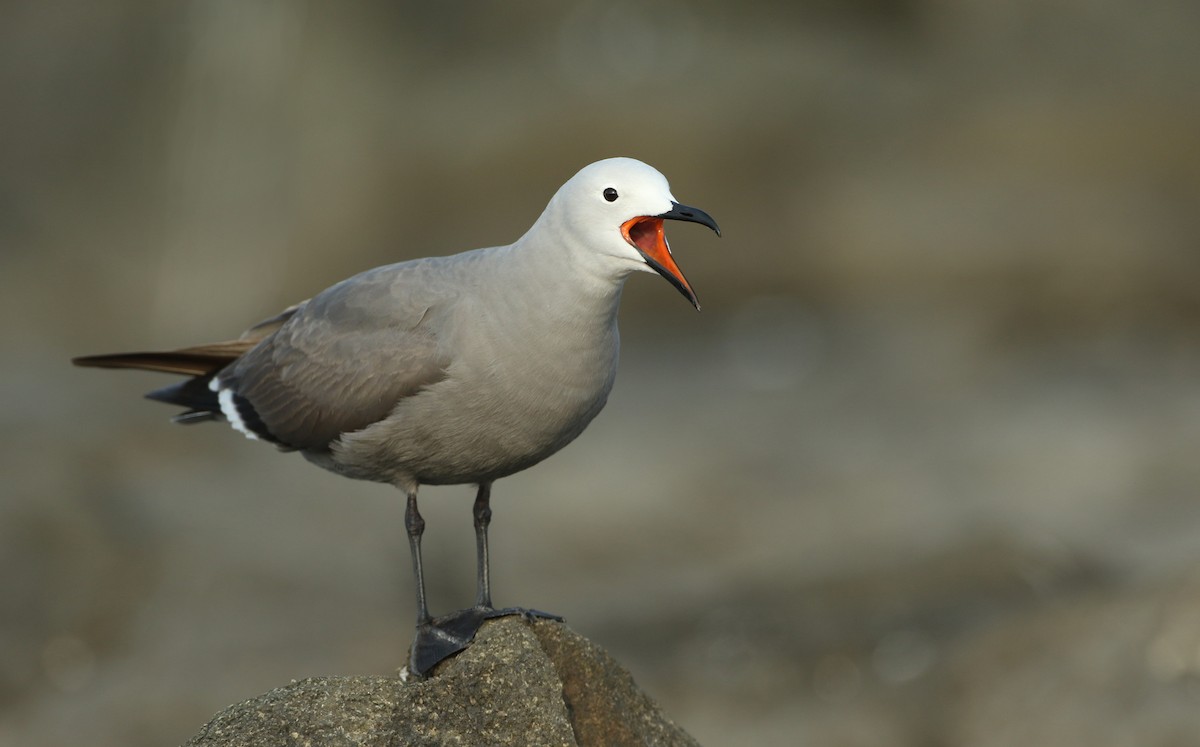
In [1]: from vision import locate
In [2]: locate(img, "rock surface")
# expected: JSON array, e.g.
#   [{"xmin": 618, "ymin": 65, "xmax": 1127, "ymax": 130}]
[{"xmin": 184, "ymin": 617, "xmax": 698, "ymax": 747}]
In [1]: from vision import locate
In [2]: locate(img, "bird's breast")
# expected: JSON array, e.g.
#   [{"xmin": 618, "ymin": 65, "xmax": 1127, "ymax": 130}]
[
  {"xmin": 467, "ymin": 321, "xmax": 620, "ymax": 458},
  {"xmin": 330, "ymin": 315, "xmax": 621, "ymax": 487}
]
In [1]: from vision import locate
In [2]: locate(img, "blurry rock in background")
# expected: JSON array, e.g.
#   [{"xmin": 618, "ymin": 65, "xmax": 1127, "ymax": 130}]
[{"xmin": 2, "ymin": 1, "xmax": 1199, "ymax": 745}]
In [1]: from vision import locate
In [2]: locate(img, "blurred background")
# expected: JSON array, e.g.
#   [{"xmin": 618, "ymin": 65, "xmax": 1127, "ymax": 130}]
[{"xmin": 3, "ymin": 1, "xmax": 1200, "ymax": 744}]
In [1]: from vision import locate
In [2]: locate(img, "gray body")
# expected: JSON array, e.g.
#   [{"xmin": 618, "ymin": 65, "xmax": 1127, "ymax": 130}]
[{"xmin": 228, "ymin": 244, "xmax": 621, "ymax": 492}]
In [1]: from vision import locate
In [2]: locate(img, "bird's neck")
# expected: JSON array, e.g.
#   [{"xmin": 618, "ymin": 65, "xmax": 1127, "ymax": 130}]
[
  {"xmin": 478, "ymin": 235, "xmax": 624, "ymax": 384},
  {"xmin": 507, "ymin": 221, "xmax": 633, "ymax": 323}
]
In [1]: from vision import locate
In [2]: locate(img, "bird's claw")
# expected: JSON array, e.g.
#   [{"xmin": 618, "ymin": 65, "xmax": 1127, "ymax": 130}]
[{"xmin": 483, "ymin": 606, "xmax": 564, "ymax": 624}]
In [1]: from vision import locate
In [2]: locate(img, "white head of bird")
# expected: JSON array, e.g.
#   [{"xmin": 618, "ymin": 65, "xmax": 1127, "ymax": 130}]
[{"xmin": 531, "ymin": 157, "xmax": 720, "ymax": 310}]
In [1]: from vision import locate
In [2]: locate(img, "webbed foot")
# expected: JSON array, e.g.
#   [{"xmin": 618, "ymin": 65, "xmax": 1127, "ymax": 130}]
[{"xmin": 408, "ymin": 605, "xmax": 564, "ymax": 677}]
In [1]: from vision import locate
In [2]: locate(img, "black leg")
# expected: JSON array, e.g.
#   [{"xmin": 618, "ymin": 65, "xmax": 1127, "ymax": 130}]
[
  {"xmin": 405, "ymin": 491, "xmax": 430, "ymax": 625},
  {"xmin": 406, "ymin": 482, "xmax": 563, "ymax": 678},
  {"xmin": 472, "ymin": 482, "xmax": 494, "ymax": 609}
]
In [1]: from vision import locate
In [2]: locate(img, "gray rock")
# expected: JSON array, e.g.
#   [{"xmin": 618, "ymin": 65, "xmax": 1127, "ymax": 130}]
[{"xmin": 184, "ymin": 616, "xmax": 699, "ymax": 747}]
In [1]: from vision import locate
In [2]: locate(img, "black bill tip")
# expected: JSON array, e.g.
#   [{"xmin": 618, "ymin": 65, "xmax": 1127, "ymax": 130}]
[{"xmin": 658, "ymin": 201, "xmax": 720, "ymax": 237}]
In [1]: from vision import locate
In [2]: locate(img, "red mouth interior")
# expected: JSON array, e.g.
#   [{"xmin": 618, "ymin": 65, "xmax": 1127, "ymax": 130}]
[
  {"xmin": 620, "ymin": 215, "xmax": 697, "ymax": 307},
  {"xmin": 625, "ymin": 217, "xmax": 664, "ymax": 255}
]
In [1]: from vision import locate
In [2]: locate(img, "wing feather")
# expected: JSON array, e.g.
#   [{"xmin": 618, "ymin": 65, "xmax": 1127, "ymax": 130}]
[{"xmin": 218, "ymin": 263, "xmax": 453, "ymax": 451}]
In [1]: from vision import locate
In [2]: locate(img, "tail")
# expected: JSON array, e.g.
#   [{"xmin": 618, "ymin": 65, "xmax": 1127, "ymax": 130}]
[{"xmin": 73, "ymin": 341, "xmax": 257, "ymax": 424}]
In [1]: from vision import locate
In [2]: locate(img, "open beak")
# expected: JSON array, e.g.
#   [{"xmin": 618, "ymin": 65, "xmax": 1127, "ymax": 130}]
[{"xmin": 621, "ymin": 201, "xmax": 720, "ymax": 310}]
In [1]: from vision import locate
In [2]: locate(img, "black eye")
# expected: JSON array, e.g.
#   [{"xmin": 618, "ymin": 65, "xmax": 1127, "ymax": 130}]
[{"xmin": 603, "ymin": 187, "xmax": 618, "ymax": 202}]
